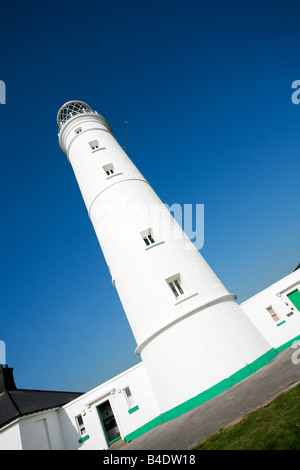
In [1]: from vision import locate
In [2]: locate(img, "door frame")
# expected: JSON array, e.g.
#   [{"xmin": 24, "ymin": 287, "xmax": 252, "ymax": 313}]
[{"xmin": 96, "ymin": 399, "xmax": 121, "ymax": 447}]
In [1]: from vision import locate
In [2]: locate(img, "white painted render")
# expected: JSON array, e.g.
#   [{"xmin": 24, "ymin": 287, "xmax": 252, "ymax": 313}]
[
  {"xmin": 0, "ymin": 421, "xmax": 22, "ymax": 450},
  {"xmin": 58, "ymin": 362, "xmax": 160, "ymax": 450},
  {"xmin": 57, "ymin": 102, "xmax": 273, "ymax": 413},
  {"xmin": 0, "ymin": 409, "xmax": 64, "ymax": 450},
  {"xmin": 1, "ymin": 102, "xmax": 298, "ymax": 450},
  {"xmin": 0, "ymin": 270, "xmax": 299, "ymax": 449},
  {"xmin": 20, "ymin": 409, "xmax": 64, "ymax": 450},
  {"xmin": 241, "ymin": 270, "xmax": 300, "ymax": 351}
]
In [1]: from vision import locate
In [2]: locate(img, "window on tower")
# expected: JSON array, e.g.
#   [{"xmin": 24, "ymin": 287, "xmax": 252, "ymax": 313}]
[
  {"xmin": 141, "ymin": 229, "xmax": 155, "ymax": 246},
  {"xmin": 169, "ymin": 279, "xmax": 184, "ymax": 298},
  {"xmin": 89, "ymin": 140, "xmax": 99, "ymax": 150},
  {"xmin": 75, "ymin": 127, "xmax": 82, "ymax": 134},
  {"xmin": 140, "ymin": 228, "xmax": 165, "ymax": 250},
  {"xmin": 143, "ymin": 235, "xmax": 155, "ymax": 246},
  {"xmin": 103, "ymin": 163, "xmax": 115, "ymax": 176},
  {"xmin": 166, "ymin": 274, "xmax": 185, "ymax": 298},
  {"xmin": 103, "ymin": 163, "xmax": 123, "ymax": 180}
]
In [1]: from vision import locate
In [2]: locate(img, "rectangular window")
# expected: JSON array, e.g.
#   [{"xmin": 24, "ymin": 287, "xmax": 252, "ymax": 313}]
[
  {"xmin": 124, "ymin": 387, "xmax": 135, "ymax": 408},
  {"xmin": 167, "ymin": 275, "xmax": 184, "ymax": 298},
  {"xmin": 266, "ymin": 306, "xmax": 280, "ymax": 322},
  {"xmin": 103, "ymin": 163, "xmax": 114, "ymax": 176},
  {"xmin": 75, "ymin": 414, "xmax": 86, "ymax": 436},
  {"xmin": 141, "ymin": 228, "xmax": 155, "ymax": 247},
  {"xmin": 89, "ymin": 140, "xmax": 99, "ymax": 150}
]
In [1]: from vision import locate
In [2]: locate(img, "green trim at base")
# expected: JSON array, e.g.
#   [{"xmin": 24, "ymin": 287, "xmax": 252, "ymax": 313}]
[
  {"xmin": 276, "ymin": 334, "xmax": 300, "ymax": 353},
  {"xmin": 108, "ymin": 436, "xmax": 121, "ymax": 445},
  {"xmin": 124, "ymin": 347, "xmax": 278, "ymax": 443}
]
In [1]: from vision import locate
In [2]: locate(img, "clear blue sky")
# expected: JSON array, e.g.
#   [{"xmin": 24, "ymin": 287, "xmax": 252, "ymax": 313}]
[{"xmin": 0, "ymin": 0, "xmax": 299, "ymax": 392}]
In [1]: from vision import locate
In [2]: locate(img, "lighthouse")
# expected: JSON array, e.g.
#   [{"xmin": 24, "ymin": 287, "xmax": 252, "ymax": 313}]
[{"xmin": 57, "ymin": 101, "xmax": 276, "ymax": 414}]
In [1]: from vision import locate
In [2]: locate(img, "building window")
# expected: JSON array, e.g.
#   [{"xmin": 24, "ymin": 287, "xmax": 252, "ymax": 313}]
[
  {"xmin": 123, "ymin": 387, "xmax": 135, "ymax": 409},
  {"xmin": 141, "ymin": 228, "xmax": 165, "ymax": 251},
  {"xmin": 75, "ymin": 414, "xmax": 86, "ymax": 436},
  {"xmin": 141, "ymin": 228, "xmax": 155, "ymax": 246},
  {"xmin": 167, "ymin": 275, "xmax": 184, "ymax": 298},
  {"xmin": 75, "ymin": 127, "xmax": 82, "ymax": 134},
  {"xmin": 89, "ymin": 140, "xmax": 99, "ymax": 150},
  {"xmin": 103, "ymin": 163, "xmax": 114, "ymax": 176},
  {"xmin": 266, "ymin": 306, "xmax": 280, "ymax": 322}
]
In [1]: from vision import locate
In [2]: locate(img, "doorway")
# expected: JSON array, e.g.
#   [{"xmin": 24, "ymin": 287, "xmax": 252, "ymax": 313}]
[
  {"xmin": 97, "ymin": 400, "xmax": 120, "ymax": 445},
  {"xmin": 287, "ymin": 289, "xmax": 300, "ymax": 311}
]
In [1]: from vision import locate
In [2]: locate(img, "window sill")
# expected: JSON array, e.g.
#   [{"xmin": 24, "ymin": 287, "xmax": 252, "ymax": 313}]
[
  {"xmin": 78, "ymin": 434, "xmax": 89, "ymax": 443},
  {"xmin": 128, "ymin": 405, "xmax": 139, "ymax": 414},
  {"xmin": 145, "ymin": 240, "xmax": 165, "ymax": 251},
  {"xmin": 91, "ymin": 147, "xmax": 106, "ymax": 153},
  {"xmin": 106, "ymin": 172, "xmax": 123, "ymax": 180},
  {"xmin": 174, "ymin": 292, "xmax": 198, "ymax": 306}
]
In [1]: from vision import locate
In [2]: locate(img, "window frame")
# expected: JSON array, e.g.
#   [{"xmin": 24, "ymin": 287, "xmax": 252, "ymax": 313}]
[
  {"xmin": 103, "ymin": 163, "xmax": 122, "ymax": 179},
  {"xmin": 103, "ymin": 163, "xmax": 115, "ymax": 176},
  {"xmin": 89, "ymin": 139, "xmax": 99, "ymax": 151},
  {"xmin": 75, "ymin": 414, "xmax": 86, "ymax": 436},
  {"xmin": 140, "ymin": 228, "xmax": 164, "ymax": 250},
  {"xmin": 165, "ymin": 273, "xmax": 198, "ymax": 305},
  {"xmin": 123, "ymin": 386, "xmax": 135, "ymax": 409},
  {"xmin": 266, "ymin": 306, "xmax": 280, "ymax": 322},
  {"xmin": 168, "ymin": 278, "xmax": 184, "ymax": 298}
]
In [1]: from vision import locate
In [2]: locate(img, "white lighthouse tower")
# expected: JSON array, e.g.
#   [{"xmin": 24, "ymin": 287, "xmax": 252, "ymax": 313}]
[{"xmin": 57, "ymin": 101, "xmax": 276, "ymax": 414}]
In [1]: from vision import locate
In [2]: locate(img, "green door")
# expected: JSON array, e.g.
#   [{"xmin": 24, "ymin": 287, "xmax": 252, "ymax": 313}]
[{"xmin": 287, "ymin": 289, "xmax": 300, "ymax": 311}]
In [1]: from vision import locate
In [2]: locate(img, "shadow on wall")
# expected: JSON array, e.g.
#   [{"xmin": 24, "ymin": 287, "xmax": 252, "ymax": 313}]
[{"xmin": 58, "ymin": 412, "xmax": 83, "ymax": 450}]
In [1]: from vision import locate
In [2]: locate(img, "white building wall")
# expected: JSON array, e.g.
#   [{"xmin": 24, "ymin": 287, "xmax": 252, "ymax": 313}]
[
  {"xmin": 1, "ymin": 271, "xmax": 299, "ymax": 450},
  {"xmin": 0, "ymin": 409, "xmax": 64, "ymax": 450},
  {"xmin": 240, "ymin": 270, "xmax": 300, "ymax": 351},
  {"xmin": 57, "ymin": 103, "xmax": 274, "ymax": 415},
  {"xmin": 19, "ymin": 410, "xmax": 64, "ymax": 450},
  {"xmin": 58, "ymin": 362, "xmax": 160, "ymax": 450},
  {"xmin": 0, "ymin": 421, "xmax": 22, "ymax": 450},
  {"xmin": 141, "ymin": 297, "xmax": 273, "ymax": 413}
]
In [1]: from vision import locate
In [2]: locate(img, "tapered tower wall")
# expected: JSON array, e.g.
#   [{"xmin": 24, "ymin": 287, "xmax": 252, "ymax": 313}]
[{"xmin": 57, "ymin": 101, "xmax": 276, "ymax": 413}]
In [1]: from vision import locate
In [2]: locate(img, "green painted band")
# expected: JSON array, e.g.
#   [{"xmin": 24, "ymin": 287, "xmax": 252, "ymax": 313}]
[
  {"xmin": 128, "ymin": 405, "xmax": 139, "ymax": 414},
  {"xmin": 108, "ymin": 436, "xmax": 121, "ymax": 445},
  {"xmin": 78, "ymin": 434, "xmax": 89, "ymax": 443},
  {"xmin": 124, "ymin": 348, "xmax": 278, "ymax": 443},
  {"xmin": 276, "ymin": 334, "xmax": 300, "ymax": 352},
  {"xmin": 276, "ymin": 321, "xmax": 286, "ymax": 327}
]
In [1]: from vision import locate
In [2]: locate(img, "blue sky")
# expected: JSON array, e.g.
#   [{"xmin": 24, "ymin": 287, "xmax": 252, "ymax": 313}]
[{"xmin": 0, "ymin": 0, "xmax": 299, "ymax": 392}]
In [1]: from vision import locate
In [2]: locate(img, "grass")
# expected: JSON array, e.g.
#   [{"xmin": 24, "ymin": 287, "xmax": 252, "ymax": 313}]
[{"xmin": 192, "ymin": 384, "xmax": 300, "ymax": 450}]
